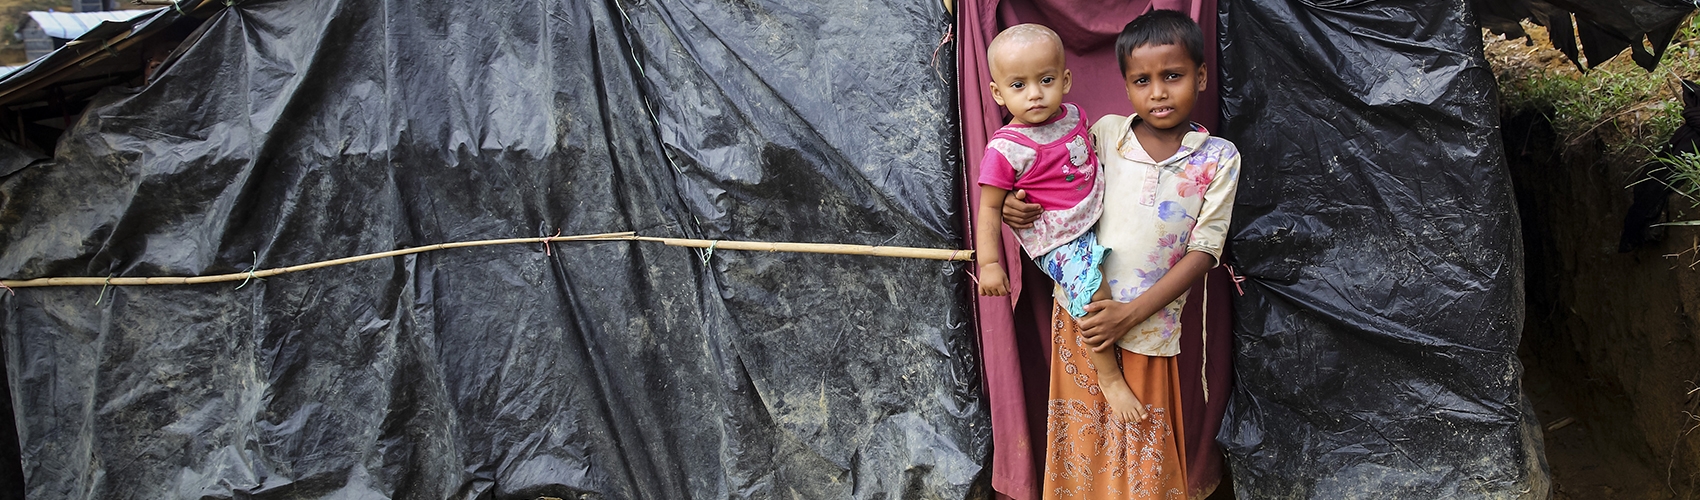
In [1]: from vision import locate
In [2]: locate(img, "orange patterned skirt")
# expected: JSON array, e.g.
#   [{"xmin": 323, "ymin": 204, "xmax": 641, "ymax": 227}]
[{"xmin": 1043, "ymin": 302, "xmax": 1188, "ymax": 499}]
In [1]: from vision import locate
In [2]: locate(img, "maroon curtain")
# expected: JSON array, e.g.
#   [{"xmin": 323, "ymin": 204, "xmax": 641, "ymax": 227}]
[{"xmin": 957, "ymin": 1, "xmax": 1230, "ymax": 498}]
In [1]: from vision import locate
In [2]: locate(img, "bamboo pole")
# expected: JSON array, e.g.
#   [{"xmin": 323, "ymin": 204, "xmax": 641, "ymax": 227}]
[
  {"xmin": 0, "ymin": 231, "xmax": 637, "ymax": 288},
  {"xmin": 0, "ymin": 232, "xmax": 973, "ymax": 290},
  {"xmin": 633, "ymin": 236, "xmax": 974, "ymax": 261}
]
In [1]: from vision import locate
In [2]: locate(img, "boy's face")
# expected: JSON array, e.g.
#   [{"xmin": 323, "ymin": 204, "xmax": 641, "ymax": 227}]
[
  {"xmin": 988, "ymin": 43, "xmax": 1072, "ymax": 126},
  {"xmin": 1121, "ymin": 43, "xmax": 1206, "ymax": 131}
]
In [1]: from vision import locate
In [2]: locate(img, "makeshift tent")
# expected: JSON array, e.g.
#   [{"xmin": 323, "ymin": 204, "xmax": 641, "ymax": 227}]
[
  {"xmin": 0, "ymin": 0, "xmax": 982, "ymax": 498},
  {"xmin": 1215, "ymin": 1, "xmax": 1692, "ymax": 496},
  {"xmin": 4, "ymin": 0, "xmax": 1697, "ymax": 498},
  {"xmin": 1212, "ymin": 0, "xmax": 1688, "ymax": 496}
]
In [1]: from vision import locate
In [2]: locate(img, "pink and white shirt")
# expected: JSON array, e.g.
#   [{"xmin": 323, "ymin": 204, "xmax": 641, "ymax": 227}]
[{"xmin": 976, "ymin": 103, "xmax": 1104, "ymax": 257}]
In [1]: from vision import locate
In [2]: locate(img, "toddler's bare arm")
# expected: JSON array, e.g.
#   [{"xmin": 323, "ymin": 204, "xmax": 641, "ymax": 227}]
[{"xmin": 976, "ymin": 185, "xmax": 1012, "ymax": 296}]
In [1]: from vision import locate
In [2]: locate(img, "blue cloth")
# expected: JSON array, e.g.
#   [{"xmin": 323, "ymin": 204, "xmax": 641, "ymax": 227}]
[{"xmin": 1038, "ymin": 230, "xmax": 1108, "ymax": 318}]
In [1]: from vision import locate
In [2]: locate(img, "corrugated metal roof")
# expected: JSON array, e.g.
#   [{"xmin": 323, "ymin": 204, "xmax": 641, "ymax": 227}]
[
  {"xmin": 0, "ymin": 1, "xmax": 220, "ymax": 107},
  {"xmin": 25, "ymin": 10, "xmax": 154, "ymax": 41}
]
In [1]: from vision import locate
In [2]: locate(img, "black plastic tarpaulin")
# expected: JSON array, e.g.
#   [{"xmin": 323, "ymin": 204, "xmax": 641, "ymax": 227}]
[
  {"xmin": 0, "ymin": 0, "xmax": 985, "ymax": 498},
  {"xmin": 1217, "ymin": 1, "xmax": 1550, "ymax": 497}
]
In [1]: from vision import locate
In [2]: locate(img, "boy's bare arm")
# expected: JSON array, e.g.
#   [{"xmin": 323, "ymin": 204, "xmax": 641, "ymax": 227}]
[
  {"xmin": 1077, "ymin": 250, "xmax": 1215, "ymax": 351},
  {"xmin": 1001, "ymin": 189, "xmax": 1042, "ymax": 229},
  {"xmin": 976, "ymin": 185, "xmax": 1012, "ymax": 296}
]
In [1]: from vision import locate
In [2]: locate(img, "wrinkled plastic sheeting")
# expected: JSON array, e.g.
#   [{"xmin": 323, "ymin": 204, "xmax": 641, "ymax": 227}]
[
  {"xmin": 1475, "ymin": 0, "xmax": 1696, "ymax": 71},
  {"xmin": 1217, "ymin": 1, "xmax": 1550, "ymax": 498},
  {"xmin": 0, "ymin": 0, "xmax": 984, "ymax": 498}
]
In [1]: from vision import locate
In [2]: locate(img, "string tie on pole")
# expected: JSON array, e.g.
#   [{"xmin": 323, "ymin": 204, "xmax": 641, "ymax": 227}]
[
  {"xmin": 1226, "ymin": 265, "xmax": 1246, "ymax": 296},
  {"xmin": 930, "ymin": 25, "xmax": 954, "ymax": 82},
  {"xmin": 0, "ymin": 281, "xmax": 13, "ymax": 297},
  {"xmin": 954, "ymin": 249, "xmax": 983, "ymax": 286},
  {"xmin": 236, "ymin": 252, "xmax": 263, "ymax": 290},
  {"xmin": 543, "ymin": 228, "xmax": 562, "ymax": 257},
  {"xmin": 95, "ymin": 274, "xmax": 113, "ymax": 304},
  {"xmin": 700, "ymin": 238, "xmax": 720, "ymax": 265}
]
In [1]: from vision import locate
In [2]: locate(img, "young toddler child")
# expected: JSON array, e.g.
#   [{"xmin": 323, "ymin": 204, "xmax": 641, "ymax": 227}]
[{"xmin": 973, "ymin": 23, "xmax": 1145, "ymax": 423}]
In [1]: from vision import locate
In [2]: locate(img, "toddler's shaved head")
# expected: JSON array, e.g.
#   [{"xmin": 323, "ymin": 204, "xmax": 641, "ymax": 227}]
[{"xmin": 988, "ymin": 24, "xmax": 1064, "ymax": 75}]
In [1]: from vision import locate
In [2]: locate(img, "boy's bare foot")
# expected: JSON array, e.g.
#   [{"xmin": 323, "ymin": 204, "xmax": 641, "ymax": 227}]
[{"xmin": 1099, "ymin": 376, "xmax": 1147, "ymax": 424}]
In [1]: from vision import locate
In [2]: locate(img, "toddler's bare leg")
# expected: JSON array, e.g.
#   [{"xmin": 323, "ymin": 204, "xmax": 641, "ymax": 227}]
[
  {"xmin": 1090, "ymin": 280, "xmax": 1112, "ymax": 304},
  {"xmin": 1089, "ymin": 339, "xmax": 1145, "ymax": 424},
  {"xmin": 1084, "ymin": 282, "xmax": 1147, "ymax": 424}
]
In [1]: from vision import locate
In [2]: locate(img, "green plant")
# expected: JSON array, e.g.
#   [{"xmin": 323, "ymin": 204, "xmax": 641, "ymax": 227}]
[
  {"xmin": 1648, "ymin": 150, "xmax": 1700, "ymax": 208},
  {"xmin": 1488, "ymin": 15, "xmax": 1700, "ymax": 164},
  {"xmin": 1644, "ymin": 150, "xmax": 1700, "ymax": 230}
]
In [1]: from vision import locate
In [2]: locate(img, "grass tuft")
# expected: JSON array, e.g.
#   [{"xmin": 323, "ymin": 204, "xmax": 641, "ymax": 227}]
[
  {"xmin": 1486, "ymin": 17, "xmax": 1700, "ymax": 165},
  {"xmin": 1652, "ymin": 150, "xmax": 1700, "ymax": 208}
]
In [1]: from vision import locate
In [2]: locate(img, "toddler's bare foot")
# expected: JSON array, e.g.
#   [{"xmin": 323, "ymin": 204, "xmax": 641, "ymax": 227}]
[{"xmin": 1100, "ymin": 376, "xmax": 1147, "ymax": 424}]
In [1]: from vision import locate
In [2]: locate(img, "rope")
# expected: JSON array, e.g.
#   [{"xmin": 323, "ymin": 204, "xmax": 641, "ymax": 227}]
[
  {"xmin": 0, "ymin": 231, "xmax": 974, "ymax": 289},
  {"xmin": 700, "ymin": 240, "xmax": 719, "ymax": 266},
  {"xmin": 1201, "ymin": 274, "xmax": 1209, "ymax": 404},
  {"xmin": 1226, "ymin": 265, "xmax": 1246, "ymax": 296},
  {"xmin": 930, "ymin": 25, "xmax": 955, "ymax": 83},
  {"xmin": 543, "ymin": 228, "xmax": 561, "ymax": 257},
  {"xmin": 95, "ymin": 275, "xmax": 112, "ymax": 304},
  {"xmin": 235, "ymin": 251, "xmax": 262, "ymax": 290},
  {"xmin": 1204, "ymin": 265, "xmax": 1248, "ymax": 403}
]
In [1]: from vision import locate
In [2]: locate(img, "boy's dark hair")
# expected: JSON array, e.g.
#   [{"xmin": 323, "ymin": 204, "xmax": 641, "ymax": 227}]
[{"xmin": 1116, "ymin": 10, "xmax": 1205, "ymax": 75}]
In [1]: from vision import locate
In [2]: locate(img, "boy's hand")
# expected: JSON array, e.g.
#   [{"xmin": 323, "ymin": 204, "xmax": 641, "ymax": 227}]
[
  {"xmin": 1001, "ymin": 190, "xmax": 1042, "ymax": 229},
  {"xmin": 977, "ymin": 263, "xmax": 1010, "ymax": 296},
  {"xmin": 1079, "ymin": 298, "xmax": 1147, "ymax": 352}
]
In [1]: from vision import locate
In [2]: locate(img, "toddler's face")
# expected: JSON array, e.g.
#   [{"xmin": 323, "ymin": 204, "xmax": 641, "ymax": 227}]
[
  {"xmin": 989, "ymin": 45, "xmax": 1071, "ymax": 126},
  {"xmin": 1121, "ymin": 43, "xmax": 1205, "ymax": 131}
]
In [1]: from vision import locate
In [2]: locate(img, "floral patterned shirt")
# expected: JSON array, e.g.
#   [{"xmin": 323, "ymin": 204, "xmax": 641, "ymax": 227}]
[{"xmin": 1089, "ymin": 114, "xmax": 1241, "ymax": 356}]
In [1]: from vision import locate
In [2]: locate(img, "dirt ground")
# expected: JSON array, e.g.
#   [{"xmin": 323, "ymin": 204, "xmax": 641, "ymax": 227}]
[
  {"xmin": 1501, "ymin": 105, "xmax": 1700, "ymax": 500},
  {"xmin": 1525, "ymin": 350, "xmax": 1684, "ymax": 500},
  {"xmin": 1484, "ymin": 20, "xmax": 1700, "ymax": 499}
]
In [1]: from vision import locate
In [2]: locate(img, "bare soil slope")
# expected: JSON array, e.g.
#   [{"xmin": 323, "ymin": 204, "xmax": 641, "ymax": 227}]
[{"xmin": 1488, "ymin": 24, "xmax": 1700, "ymax": 500}]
